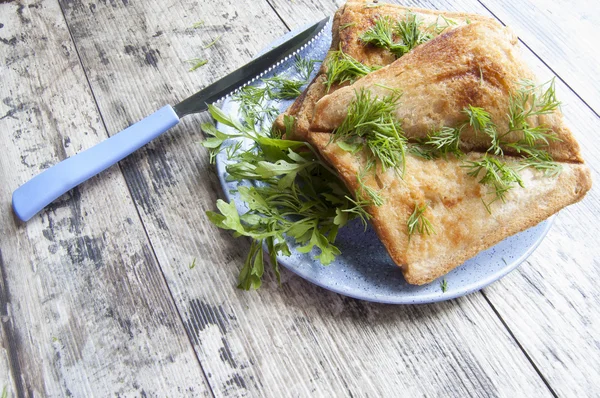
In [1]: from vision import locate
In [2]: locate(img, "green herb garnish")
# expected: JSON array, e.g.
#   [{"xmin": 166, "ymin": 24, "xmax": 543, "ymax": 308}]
[
  {"xmin": 187, "ymin": 58, "xmax": 208, "ymax": 71},
  {"xmin": 360, "ymin": 17, "xmax": 408, "ymax": 57},
  {"xmin": 425, "ymin": 126, "xmax": 463, "ymax": 158},
  {"xmin": 204, "ymin": 35, "xmax": 222, "ymax": 48},
  {"xmin": 203, "ymin": 105, "xmax": 368, "ymax": 289},
  {"xmin": 325, "ymin": 49, "xmax": 380, "ymax": 92},
  {"xmin": 464, "ymin": 155, "xmax": 524, "ymax": 210},
  {"xmin": 332, "ymin": 89, "xmax": 407, "ymax": 173},
  {"xmin": 394, "ymin": 11, "xmax": 433, "ymax": 55},
  {"xmin": 430, "ymin": 15, "xmax": 458, "ymax": 35},
  {"xmin": 356, "ymin": 160, "xmax": 385, "ymax": 206},
  {"xmin": 360, "ymin": 12, "xmax": 434, "ymax": 58},
  {"xmin": 407, "ymin": 202, "xmax": 434, "ymax": 239},
  {"xmin": 233, "ymin": 55, "xmax": 317, "ymax": 121},
  {"xmin": 440, "ymin": 278, "xmax": 448, "ymax": 292}
]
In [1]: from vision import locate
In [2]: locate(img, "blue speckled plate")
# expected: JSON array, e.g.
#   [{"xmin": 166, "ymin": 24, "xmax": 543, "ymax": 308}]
[{"xmin": 214, "ymin": 20, "xmax": 553, "ymax": 304}]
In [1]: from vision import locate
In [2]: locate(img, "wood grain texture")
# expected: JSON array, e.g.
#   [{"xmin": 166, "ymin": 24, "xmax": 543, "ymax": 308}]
[
  {"xmin": 482, "ymin": 47, "xmax": 600, "ymax": 396},
  {"xmin": 477, "ymin": 0, "xmax": 600, "ymax": 115},
  {"xmin": 270, "ymin": 0, "xmax": 600, "ymax": 395},
  {"xmin": 0, "ymin": 1, "xmax": 210, "ymax": 396},
  {"xmin": 2, "ymin": 0, "xmax": 598, "ymax": 396},
  {"xmin": 57, "ymin": 0, "xmax": 563, "ymax": 396}
]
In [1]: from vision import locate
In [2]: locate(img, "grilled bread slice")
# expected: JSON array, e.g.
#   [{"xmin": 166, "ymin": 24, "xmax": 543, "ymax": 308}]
[
  {"xmin": 311, "ymin": 20, "xmax": 583, "ymax": 162},
  {"xmin": 308, "ymin": 20, "xmax": 591, "ymax": 284},
  {"xmin": 274, "ymin": 1, "xmax": 492, "ymax": 140},
  {"xmin": 310, "ymin": 132, "xmax": 591, "ymax": 285}
]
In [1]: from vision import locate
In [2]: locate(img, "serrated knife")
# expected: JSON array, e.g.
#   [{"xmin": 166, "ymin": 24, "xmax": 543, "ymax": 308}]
[{"xmin": 12, "ymin": 17, "xmax": 329, "ymax": 222}]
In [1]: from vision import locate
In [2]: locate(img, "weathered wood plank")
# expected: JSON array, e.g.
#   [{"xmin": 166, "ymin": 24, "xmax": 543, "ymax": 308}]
[
  {"xmin": 478, "ymin": 0, "xmax": 600, "ymax": 115},
  {"xmin": 269, "ymin": 0, "xmax": 600, "ymax": 394},
  {"xmin": 0, "ymin": 1, "xmax": 211, "ymax": 396},
  {"xmin": 482, "ymin": 49, "xmax": 600, "ymax": 396},
  {"xmin": 58, "ymin": 0, "xmax": 561, "ymax": 395}
]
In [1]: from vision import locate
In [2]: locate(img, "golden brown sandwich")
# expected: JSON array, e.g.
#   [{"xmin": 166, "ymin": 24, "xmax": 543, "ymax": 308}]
[
  {"xmin": 304, "ymin": 12, "xmax": 591, "ymax": 284},
  {"xmin": 273, "ymin": 0, "xmax": 492, "ymax": 141}
]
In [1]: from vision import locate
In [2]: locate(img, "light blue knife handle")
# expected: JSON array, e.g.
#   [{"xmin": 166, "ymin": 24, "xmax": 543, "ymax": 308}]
[{"xmin": 12, "ymin": 105, "xmax": 180, "ymax": 222}]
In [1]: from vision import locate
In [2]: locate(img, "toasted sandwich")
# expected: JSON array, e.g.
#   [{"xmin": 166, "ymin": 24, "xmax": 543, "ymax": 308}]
[{"xmin": 307, "ymin": 17, "xmax": 591, "ymax": 284}]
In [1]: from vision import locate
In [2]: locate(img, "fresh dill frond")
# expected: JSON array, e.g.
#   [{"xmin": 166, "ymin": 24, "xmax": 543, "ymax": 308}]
[
  {"xmin": 233, "ymin": 55, "xmax": 316, "ymax": 121},
  {"xmin": 342, "ymin": 196, "xmax": 373, "ymax": 229},
  {"xmin": 425, "ymin": 126, "xmax": 463, "ymax": 158},
  {"xmin": 430, "ymin": 15, "xmax": 457, "ymax": 35},
  {"xmin": 189, "ymin": 258, "xmax": 197, "ymax": 269},
  {"xmin": 407, "ymin": 202, "xmax": 434, "ymax": 239},
  {"xmin": 395, "ymin": 11, "xmax": 433, "ymax": 55},
  {"xmin": 356, "ymin": 162, "xmax": 385, "ymax": 206},
  {"xmin": 263, "ymin": 76, "xmax": 305, "ymax": 99},
  {"xmin": 204, "ymin": 35, "xmax": 222, "ymax": 48},
  {"xmin": 294, "ymin": 55, "xmax": 318, "ymax": 81},
  {"xmin": 464, "ymin": 104, "xmax": 492, "ymax": 132},
  {"xmin": 440, "ymin": 278, "xmax": 448, "ymax": 292},
  {"xmin": 407, "ymin": 141, "xmax": 437, "ymax": 160},
  {"xmin": 340, "ymin": 22, "xmax": 356, "ymax": 30},
  {"xmin": 360, "ymin": 16, "xmax": 395, "ymax": 49},
  {"xmin": 187, "ymin": 58, "xmax": 208, "ymax": 71},
  {"xmin": 463, "ymin": 105, "xmax": 502, "ymax": 155},
  {"xmin": 519, "ymin": 155, "xmax": 563, "ymax": 176},
  {"xmin": 507, "ymin": 78, "xmax": 561, "ymax": 145},
  {"xmin": 361, "ymin": 16, "xmax": 410, "ymax": 57},
  {"xmin": 464, "ymin": 155, "xmax": 524, "ymax": 206},
  {"xmin": 325, "ymin": 49, "xmax": 380, "ymax": 92},
  {"xmin": 191, "ymin": 21, "xmax": 205, "ymax": 28},
  {"xmin": 333, "ymin": 89, "xmax": 407, "ymax": 173}
]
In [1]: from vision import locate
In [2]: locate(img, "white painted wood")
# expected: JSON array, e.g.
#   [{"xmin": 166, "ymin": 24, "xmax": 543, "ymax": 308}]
[
  {"xmin": 2, "ymin": 0, "xmax": 599, "ymax": 396},
  {"xmin": 0, "ymin": 1, "xmax": 210, "ymax": 396}
]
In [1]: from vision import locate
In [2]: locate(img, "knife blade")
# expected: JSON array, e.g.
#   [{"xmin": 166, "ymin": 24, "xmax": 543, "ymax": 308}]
[{"xmin": 12, "ymin": 17, "xmax": 330, "ymax": 222}]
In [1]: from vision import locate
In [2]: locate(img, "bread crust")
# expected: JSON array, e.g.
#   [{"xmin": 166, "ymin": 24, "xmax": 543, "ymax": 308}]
[
  {"xmin": 312, "ymin": 20, "xmax": 584, "ymax": 162},
  {"xmin": 311, "ymin": 132, "xmax": 592, "ymax": 284},
  {"xmin": 275, "ymin": 2, "xmax": 593, "ymax": 285},
  {"xmin": 273, "ymin": 1, "xmax": 490, "ymax": 140}
]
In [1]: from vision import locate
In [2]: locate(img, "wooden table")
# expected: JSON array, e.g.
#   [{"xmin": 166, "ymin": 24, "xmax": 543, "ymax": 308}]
[{"xmin": 1, "ymin": 0, "xmax": 598, "ymax": 396}]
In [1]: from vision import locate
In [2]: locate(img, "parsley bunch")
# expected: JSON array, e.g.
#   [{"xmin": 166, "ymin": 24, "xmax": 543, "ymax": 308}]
[{"xmin": 202, "ymin": 83, "xmax": 369, "ymax": 289}]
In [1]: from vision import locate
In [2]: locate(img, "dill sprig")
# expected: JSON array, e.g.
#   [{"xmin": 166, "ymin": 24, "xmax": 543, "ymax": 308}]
[
  {"xmin": 429, "ymin": 15, "xmax": 458, "ymax": 35},
  {"xmin": 506, "ymin": 78, "xmax": 561, "ymax": 146},
  {"xmin": 187, "ymin": 58, "xmax": 208, "ymax": 71},
  {"xmin": 356, "ymin": 161, "xmax": 385, "ymax": 207},
  {"xmin": 360, "ymin": 17, "xmax": 407, "ymax": 57},
  {"xmin": 233, "ymin": 55, "xmax": 317, "ymax": 121},
  {"xmin": 464, "ymin": 155, "xmax": 524, "ymax": 210},
  {"xmin": 204, "ymin": 35, "xmax": 221, "ymax": 48},
  {"xmin": 394, "ymin": 11, "xmax": 433, "ymax": 55},
  {"xmin": 407, "ymin": 202, "xmax": 434, "ymax": 239},
  {"xmin": 332, "ymin": 89, "xmax": 407, "ymax": 173},
  {"xmin": 440, "ymin": 278, "xmax": 448, "ymax": 292},
  {"xmin": 425, "ymin": 126, "xmax": 463, "ymax": 158},
  {"xmin": 463, "ymin": 105, "xmax": 502, "ymax": 155},
  {"xmin": 324, "ymin": 49, "xmax": 380, "ymax": 92},
  {"xmin": 360, "ymin": 12, "xmax": 434, "ymax": 58},
  {"xmin": 411, "ymin": 80, "xmax": 562, "ymax": 209}
]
